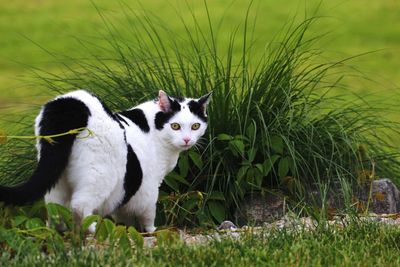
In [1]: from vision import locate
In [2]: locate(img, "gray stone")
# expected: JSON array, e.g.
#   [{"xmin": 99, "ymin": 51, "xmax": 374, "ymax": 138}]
[
  {"xmin": 217, "ymin": 220, "xmax": 238, "ymax": 231},
  {"xmin": 308, "ymin": 189, "xmax": 346, "ymax": 210},
  {"xmin": 366, "ymin": 178, "xmax": 400, "ymax": 214},
  {"xmin": 309, "ymin": 179, "xmax": 400, "ymax": 214},
  {"xmin": 234, "ymin": 192, "xmax": 286, "ymax": 226}
]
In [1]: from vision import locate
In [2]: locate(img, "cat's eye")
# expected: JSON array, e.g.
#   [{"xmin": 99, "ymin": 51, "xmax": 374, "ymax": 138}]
[
  {"xmin": 191, "ymin": 123, "xmax": 201, "ymax": 130},
  {"xmin": 170, "ymin": 123, "xmax": 181, "ymax": 130}
]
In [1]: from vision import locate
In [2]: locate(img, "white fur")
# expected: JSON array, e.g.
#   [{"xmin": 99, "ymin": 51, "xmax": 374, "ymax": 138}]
[{"xmin": 42, "ymin": 90, "xmax": 209, "ymax": 233}]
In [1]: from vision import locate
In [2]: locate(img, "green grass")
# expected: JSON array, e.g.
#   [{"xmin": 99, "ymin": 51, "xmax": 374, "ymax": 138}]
[
  {"xmin": 1, "ymin": 220, "xmax": 399, "ymax": 266},
  {"xmin": 1, "ymin": 203, "xmax": 399, "ymax": 266}
]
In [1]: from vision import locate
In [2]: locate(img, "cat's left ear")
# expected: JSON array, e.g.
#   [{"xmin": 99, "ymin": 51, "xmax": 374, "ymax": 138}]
[
  {"xmin": 198, "ymin": 92, "xmax": 212, "ymax": 115},
  {"xmin": 158, "ymin": 90, "xmax": 172, "ymax": 112}
]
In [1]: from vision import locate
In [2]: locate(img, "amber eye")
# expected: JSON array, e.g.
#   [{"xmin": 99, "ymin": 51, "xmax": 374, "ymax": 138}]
[
  {"xmin": 191, "ymin": 123, "xmax": 201, "ymax": 130},
  {"xmin": 170, "ymin": 123, "xmax": 181, "ymax": 130}
]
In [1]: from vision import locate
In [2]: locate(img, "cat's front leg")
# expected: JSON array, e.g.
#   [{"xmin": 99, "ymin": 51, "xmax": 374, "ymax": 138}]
[{"xmin": 137, "ymin": 205, "xmax": 157, "ymax": 233}]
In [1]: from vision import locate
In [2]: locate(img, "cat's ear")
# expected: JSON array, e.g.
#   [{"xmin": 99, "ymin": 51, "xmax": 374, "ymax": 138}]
[
  {"xmin": 198, "ymin": 92, "xmax": 212, "ymax": 115},
  {"xmin": 158, "ymin": 90, "xmax": 172, "ymax": 112}
]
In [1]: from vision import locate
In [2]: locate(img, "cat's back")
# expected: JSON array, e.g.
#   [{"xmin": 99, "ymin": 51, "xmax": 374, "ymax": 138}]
[
  {"xmin": 57, "ymin": 90, "xmax": 111, "ymax": 118},
  {"xmin": 35, "ymin": 90, "xmax": 124, "ymax": 139}
]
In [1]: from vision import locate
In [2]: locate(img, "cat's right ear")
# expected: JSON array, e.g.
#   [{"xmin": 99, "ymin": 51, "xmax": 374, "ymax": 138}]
[{"xmin": 158, "ymin": 90, "xmax": 171, "ymax": 112}]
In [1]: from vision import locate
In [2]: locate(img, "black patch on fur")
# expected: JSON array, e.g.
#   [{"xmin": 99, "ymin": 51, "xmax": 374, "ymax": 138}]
[
  {"xmin": 187, "ymin": 100, "xmax": 208, "ymax": 122},
  {"xmin": 171, "ymin": 96, "xmax": 185, "ymax": 103},
  {"xmin": 0, "ymin": 97, "xmax": 91, "ymax": 205},
  {"xmin": 115, "ymin": 113, "xmax": 129, "ymax": 125},
  {"xmin": 120, "ymin": 145, "xmax": 143, "ymax": 206},
  {"xmin": 154, "ymin": 98, "xmax": 182, "ymax": 130},
  {"xmin": 119, "ymin": 109, "xmax": 150, "ymax": 133}
]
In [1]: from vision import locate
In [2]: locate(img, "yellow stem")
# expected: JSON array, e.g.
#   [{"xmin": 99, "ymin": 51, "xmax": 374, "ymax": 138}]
[{"xmin": 0, "ymin": 127, "xmax": 94, "ymax": 145}]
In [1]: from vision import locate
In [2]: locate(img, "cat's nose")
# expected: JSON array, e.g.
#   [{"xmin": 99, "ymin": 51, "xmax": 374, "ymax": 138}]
[{"xmin": 183, "ymin": 137, "xmax": 191, "ymax": 144}]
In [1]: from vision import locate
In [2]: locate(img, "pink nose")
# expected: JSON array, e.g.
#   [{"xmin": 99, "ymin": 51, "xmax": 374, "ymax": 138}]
[{"xmin": 183, "ymin": 137, "xmax": 191, "ymax": 144}]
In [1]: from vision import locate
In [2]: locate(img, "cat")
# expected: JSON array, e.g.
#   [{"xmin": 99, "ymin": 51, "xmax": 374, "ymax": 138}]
[{"xmin": 0, "ymin": 89, "xmax": 211, "ymax": 233}]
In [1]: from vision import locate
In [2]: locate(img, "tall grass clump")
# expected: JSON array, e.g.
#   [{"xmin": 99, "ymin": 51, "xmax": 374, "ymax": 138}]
[{"xmin": 1, "ymin": 3, "xmax": 399, "ymax": 226}]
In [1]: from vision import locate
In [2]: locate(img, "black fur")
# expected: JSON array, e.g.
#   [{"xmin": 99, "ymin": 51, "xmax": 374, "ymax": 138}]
[
  {"xmin": 120, "ymin": 145, "xmax": 143, "ymax": 206},
  {"xmin": 154, "ymin": 98, "xmax": 182, "ymax": 130},
  {"xmin": 119, "ymin": 109, "xmax": 150, "ymax": 133},
  {"xmin": 187, "ymin": 100, "xmax": 208, "ymax": 122},
  {"xmin": 0, "ymin": 97, "xmax": 91, "ymax": 205},
  {"xmin": 115, "ymin": 113, "xmax": 129, "ymax": 125},
  {"xmin": 171, "ymin": 96, "xmax": 185, "ymax": 103}
]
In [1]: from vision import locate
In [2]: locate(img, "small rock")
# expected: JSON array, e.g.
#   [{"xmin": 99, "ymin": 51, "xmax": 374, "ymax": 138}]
[
  {"xmin": 378, "ymin": 217, "xmax": 396, "ymax": 225},
  {"xmin": 358, "ymin": 178, "xmax": 400, "ymax": 214},
  {"xmin": 143, "ymin": 236, "xmax": 157, "ymax": 248},
  {"xmin": 234, "ymin": 192, "xmax": 286, "ymax": 226},
  {"xmin": 217, "ymin": 221, "xmax": 238, "ymax": 231}
]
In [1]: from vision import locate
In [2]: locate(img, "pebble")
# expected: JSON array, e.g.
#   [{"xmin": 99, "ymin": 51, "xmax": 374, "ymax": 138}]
[
  {"xmin": 217, "ymin": 220, "xmax": 238, "ymax": 231},
  {"xmin": 140, "ymin": 213, "xmax": 400, "ymax": 248}
]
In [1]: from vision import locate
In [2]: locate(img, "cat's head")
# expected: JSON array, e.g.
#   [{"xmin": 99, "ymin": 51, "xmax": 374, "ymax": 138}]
[{"xmin": 155, "ymin": 90, "xmax": 211, "ymax": 151}]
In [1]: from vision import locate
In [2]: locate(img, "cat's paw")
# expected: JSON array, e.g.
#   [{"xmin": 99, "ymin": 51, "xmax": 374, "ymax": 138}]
[
  {"xmin": 145, "ymin": 225, "xmax": 156, "ymax": 233},
  {"xmin": 88, "ymin": 222, "xmax": 97, "ymax": 234}
]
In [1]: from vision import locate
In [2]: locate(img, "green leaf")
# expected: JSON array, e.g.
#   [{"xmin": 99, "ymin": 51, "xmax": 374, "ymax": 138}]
[
  {"xmin": 113, "ymin": 225, "xmax": 131, "ymax": 250},
  {"xmin": 95, "ymin": 222, "xmax": 107, "ymax": 241},
  {"xmin": 25, "ymin": 218, "xmax": 45, "ymax": 229},
  {"xmin": 217, "ymin": 133, "xmax": 233, "ymax": 141},
  {"xmin": 247, "ymin": 148, "xmax": 258, "ymax": 163},
  {"xmin": 278, "ymin": 156, "xmax": 290, "ymax": 178},
  {"xmin": 95, "ymin": 219, "xmax": 114, "ymax": 241},
  {"xmin": 207, "ymin": 201, "xmax": 225, "ymax": 223},
  {"xmin": 237, "ymin": 165, "xmax": 250, "ymax": 183},
  {"xmin": 246, "ymin": 167, "xmax": 255, "ymax": 181},
  {"xmin": 103, "ymin": 219, "xmax": 115, "ymax": 235},
  {"xmin": 12, "ymin": 215, "xmax": 28, "ymax": 227},
  {"xmin": 46, "ymin": 203, "xmax": 72, "ymax": 228},
  {"xmin": 230, "ymin": 139, "xmax": 245, "ymax": 155},
  {"xmin": 246, "ymin": 122, "xmax": 256, "ymax": 140},
  {"xmin": 164, "ymin": 175, "xmax": 180, "ymax": 191},
  {"xmin": 128, "ymin": 227, "xmax": 144, "ymax": 249},
  {"xmin": 255, "ymin": 163, "xmax": 264, "ymax": 174},
  {"xmin": 168, "ymin": 172, "xmax": 190, "ymax": 186},
  {"xmin": 46, "ymin": 203, "xmax": 58, "ymax": 218},
  {"xmin": 189, "ymin": 150, "xmax": 204, "ymax": 169},
  {"xmin": 207, "ymin": 191, "xmax": 226, "ymax": 201},
  {"xmin": 82, "ymin": 215, "xmax": 99, "ymax": 232},
  {"xmin": 255, "ymin": 172, "xmax": 263, "ymax": 187},
  {"xmin": 270, "ymin": 135, "xmax": 284, "ymax": 154},
  {"xmin": 178, "ymin": 152, "xmax": 189, "ymax": 177},
  {"xmin": 182, "ymin": 198, "xmax": 199, "ymax": 212},
  {"xmin": 263, "ymin": 155, "xmax": 280, "ymax": 175},
  {"xmin": 289, "ymin": 157, "xmax": 296, "ymax": 174}
]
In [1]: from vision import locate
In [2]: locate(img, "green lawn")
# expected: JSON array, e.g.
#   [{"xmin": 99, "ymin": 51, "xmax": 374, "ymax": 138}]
[
  {"xmin": 0, "ymin": 0, "xmax": 399, "ymax": 113},
  {"xmin": 1, "ymin": 221, "xmax": 400, "ymax": 266}
]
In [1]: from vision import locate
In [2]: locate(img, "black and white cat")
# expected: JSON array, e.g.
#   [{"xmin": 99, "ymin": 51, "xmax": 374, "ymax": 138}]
[{"xmin": 0, "ymin": 90, "xmax": 211, "ymax": 232}]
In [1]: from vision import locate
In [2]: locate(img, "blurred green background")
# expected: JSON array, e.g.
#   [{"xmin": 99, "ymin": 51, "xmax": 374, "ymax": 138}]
[{"xmin": 0, "ymin": 0, "xmax": 399, "ymax": 115}]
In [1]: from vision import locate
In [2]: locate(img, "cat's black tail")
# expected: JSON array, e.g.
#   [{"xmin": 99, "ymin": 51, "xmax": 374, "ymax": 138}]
[{"xmin": 0, "ymin": 97, "xmax": 91, "ymax": 205}]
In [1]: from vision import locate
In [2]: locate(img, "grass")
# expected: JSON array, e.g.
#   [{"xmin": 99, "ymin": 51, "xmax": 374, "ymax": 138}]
[
  {"xmin": 0, "ymin": 0, "xmax": 399, "ymax": 226},
  {"xmin": 0, "ymin": 2, "xmax": 400, "ymax": 265},
  {"xmin": 1, "ymin": 219, "xmax": 399, "ymax": 266}
]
